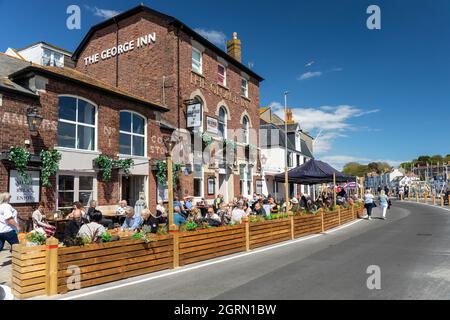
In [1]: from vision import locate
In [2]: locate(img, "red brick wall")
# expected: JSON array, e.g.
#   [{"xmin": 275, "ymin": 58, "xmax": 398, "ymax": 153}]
[{"xmin": 74, "ymin": 9, "xmax": 261, "ymax": 199}]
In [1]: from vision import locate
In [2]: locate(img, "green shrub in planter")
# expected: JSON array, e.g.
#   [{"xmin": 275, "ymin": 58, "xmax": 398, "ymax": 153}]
[{"xmin": 25, "ymin": 230, "xmax": 47, "ymax": 246}]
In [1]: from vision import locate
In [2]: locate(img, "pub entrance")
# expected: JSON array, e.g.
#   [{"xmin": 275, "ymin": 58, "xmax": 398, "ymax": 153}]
[{"xmin": 121, "ymin": 175, "xmax": 146, "ymax": 207}]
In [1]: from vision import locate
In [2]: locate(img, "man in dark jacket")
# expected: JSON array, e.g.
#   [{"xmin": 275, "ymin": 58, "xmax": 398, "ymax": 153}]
[{"xmin": 63, "ymin": 209, "xmax": 87, "ymax": 245}]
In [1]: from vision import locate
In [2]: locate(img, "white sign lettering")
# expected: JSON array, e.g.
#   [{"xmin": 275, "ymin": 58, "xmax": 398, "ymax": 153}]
[
  {"xmin": 9, "ymin": 170, "xmax": 40, "ymax": 204},
  {"xmin": 84, "ymin": 33, "xmax": 156, "ymax": 66},
  {"xmin": 187, "ymin": 103, "xmax": 202, "ymax": 128},
  {"xmin": 206, "ymin": 116, "xmax": 218, "ymax": 134}
]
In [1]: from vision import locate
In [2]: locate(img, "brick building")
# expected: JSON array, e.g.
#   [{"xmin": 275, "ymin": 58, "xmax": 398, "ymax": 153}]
[
  {"xmin": 0, "ymin": 4, "xmax": 264, "ymax": 224},
  {"xmin": 72, "ymin": 4, "xmax": 264, "ymax": 205}
]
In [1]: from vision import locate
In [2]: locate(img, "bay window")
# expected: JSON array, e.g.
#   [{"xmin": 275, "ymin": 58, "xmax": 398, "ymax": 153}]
[
  {"xmin": 119, "ymin": 111, "xmax": 146, "ymax": 157},
  {"xmin": 57, "ymin": 96, "xmax": 96, "ymax": 151}
]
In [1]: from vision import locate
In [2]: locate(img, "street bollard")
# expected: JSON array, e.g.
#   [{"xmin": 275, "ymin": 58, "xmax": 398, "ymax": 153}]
[
  {"xmin": 433, "ymin": 195, "xmax": 436, "ymax": 206},
  {"xmin": 400, "ymin": 193, "xmax": 403, "ymax": 201},
  {"xmin": 441, "ymin": 196, "xmax": 444, "ymax": 207},
  {"xmin": 416, "ymin": 194, "xmax": 419, "ymax": 202}
]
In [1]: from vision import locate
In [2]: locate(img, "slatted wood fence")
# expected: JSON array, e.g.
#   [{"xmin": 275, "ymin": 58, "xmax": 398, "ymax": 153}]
[{"xmin": 12, "ymin": 204, "xmax": 361, "ymax": 299}]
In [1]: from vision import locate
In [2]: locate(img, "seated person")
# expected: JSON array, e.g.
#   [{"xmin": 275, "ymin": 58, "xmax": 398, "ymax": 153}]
[
  {"xmin": 116, "ymin": 200, "xmax": 128, "ymax": 215},
  {"xmin": 31, "ymin": 201, "xmax": 55, "ymax": 236},
  {"xmin": 252, "ymin": 202, "xmax": 265, "ymax": 216},
  {"xmin": 121, "ymin": 207, "xmax": 142, "ymax": 231},
  {"xmin": 173, "ymin": 206, "xmax": 186, "ymax": 227},
  {"xmin": 140, "ymin": 209, "xmax": 159, "ymax": 233},
  {"xmin": 184, "ymin": 196, "xmax": 193, "ymax": 211},
  {"xmin": 67, "ymin": 201, "xmax": 86, "ymax": 219},
  {"xmin": 231, "ymin": 201, "xmax": 246, "ymax": 224},
  {"xmin": 205, "ymin": 207, "xmax": 221, "ymax": 226},
  {"xmin": 217, "ymin": 203, "xmax": 231, "ymax": 225},
  {"xmin": 63, "ymin": 209, "xmax": 88, "ymax": 244},
  {"xmin": 268, "ymin": 197, "xmax": 279, "ymax": 214},
  {"xmin": 77, "ymin": 211, "xmax": 106, "ymax": 242},
  {"xmin": 290, "ymin": 198, "xmax": 300, "ymax": 213}
]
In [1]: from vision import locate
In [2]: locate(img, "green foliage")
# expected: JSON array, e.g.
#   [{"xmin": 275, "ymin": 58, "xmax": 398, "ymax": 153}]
[
  {"xmin": 266, "ymin": 213, "xmax": 289, "ymax": 220},
  {"xmin": 81, "ymin": 236, "xmax": 92, "ymax": 245},
  {"xmin": 342, "ymin": 161, "xmax": 392, "ymax": 176},
  {"xmin": 26, "ymin": 230, "xmax": 47, "ymax": 245},
  {"xmin": 156, "ymin": 226, "xmax": 168, "ymax": 235},
  {"xmin": 155, "ymin": 160, "xmax": 181, "ymax": 185},
  {"xmin": 201, "ymin": 132, "xmax": 213, "ymax": 146},
  {"xmin": 223, "ymin": 139, "xmax": 237, "ymax": 150},
  {"xmin": 8, "ymin": 146, "xmax": 30, "ymax": 184},
  {"xmin": 101, "ymin": 232, "xmax": 112, "ymax": 242},
  {"xmin": 94, "ymin": 155, "xmax": 134, "ymax": 182},
  {"xmin": 132, "ymin": 225, "xmax": 156, "ymax": 243},
  {"xmin": 249, "ymin": 215, "xmax": 266, "ymax": 223},
  {"xmin": 40, "ymin": 149, "xmax": 62, "ymax": 187},
  {"xmin": 185, "ymin": 221, "xmax": 198, "ymax": 231}
]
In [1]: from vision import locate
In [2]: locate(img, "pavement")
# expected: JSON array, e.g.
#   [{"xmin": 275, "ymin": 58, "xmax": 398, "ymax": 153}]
[
  {"xmin": 44, "ymin": 201, "xmax": 450, "ymax": 300},
  {"xmin": 0, "ymin": 243, "xmax": 12, "ymax": 288}
]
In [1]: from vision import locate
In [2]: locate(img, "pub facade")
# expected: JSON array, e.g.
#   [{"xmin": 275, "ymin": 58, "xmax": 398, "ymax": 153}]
[{"xmin": 0, "ymin": 4, "xmax": 264, "ymax": 225}]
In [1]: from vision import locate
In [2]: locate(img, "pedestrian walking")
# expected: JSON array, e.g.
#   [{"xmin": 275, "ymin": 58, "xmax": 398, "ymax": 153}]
[
  {"xmin": 378, "ymin": 190, "xmax": 389, "ymax": 220},
  {"xmin": 364, "ymin": 189, "xmax": 376, "ymax": 220},
  {"xmin": 0, "ymin": 192, "xmax": 19, "ymax": 252}
]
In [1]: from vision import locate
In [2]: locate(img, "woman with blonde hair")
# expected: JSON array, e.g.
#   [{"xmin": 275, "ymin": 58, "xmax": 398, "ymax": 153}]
[
  {"xmin": 364, "ymin": 189, "xmax": 376, "ymax": 220},
  {"xmin": 378, "ymin": 190, "xmax": 390, "ymax": 220},
  {"xmin": 0, "ymin": 192, "xmax": 19, "ymax": 252},
  {"xmin": 140, "ymin": 209, "xmax": 159, "ymax": 233}
]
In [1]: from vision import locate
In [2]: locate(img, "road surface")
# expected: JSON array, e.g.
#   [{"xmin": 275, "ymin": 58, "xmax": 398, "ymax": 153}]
[{"xmin": 52, "ymin": 201, "xmax": 450, "ymax": 300}]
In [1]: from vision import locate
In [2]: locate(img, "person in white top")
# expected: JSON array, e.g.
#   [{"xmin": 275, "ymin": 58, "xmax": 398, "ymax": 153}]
[
  {"xmin": 231, "ymin": 201, "xmax": 247, "ymax": 224},
  {"xmin": 77, "ymin": 211, "xmax": 106, "ymax": 242},
  {"xmin": 0, "ymin": 192, "xmax": 19, "ymax": 252},
  {"xmin": 364, "ymin": 189, "xmax": 375, "ymax": 220},
  {"xmin": 32, "ymin": 201, "xmax": 55, "ymax": 236},
  {"xmin": 116, "ymin": 200, "xmax": 128, "ymax": 215}
]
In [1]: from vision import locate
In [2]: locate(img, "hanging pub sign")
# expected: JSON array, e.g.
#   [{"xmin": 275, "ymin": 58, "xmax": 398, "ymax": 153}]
[
  {"xmin": 187, "ymin": 102, "xmax": 202, "ymax": 128},
  {"xmin": 206, "ymin": 116, "xmax": 218, "ymax": 134},
  {"xmin": 9, "ymin": 170, "xmax": 40, "ymax": 204}
]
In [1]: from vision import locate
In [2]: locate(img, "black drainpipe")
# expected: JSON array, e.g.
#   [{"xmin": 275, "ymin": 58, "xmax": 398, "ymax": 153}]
[{"xmin": 177, "ymin": 25, "xmax": 182, "ymax": 131}]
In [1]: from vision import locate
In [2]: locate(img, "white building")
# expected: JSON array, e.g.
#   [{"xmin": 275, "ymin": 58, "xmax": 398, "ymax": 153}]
[
  {"xmin": 259, "ymin": 107, "xmax": 314, "ymax": 201},
  {"xmin": 5, "ymin": 42, "xmax": 74, "ymax": 68}
]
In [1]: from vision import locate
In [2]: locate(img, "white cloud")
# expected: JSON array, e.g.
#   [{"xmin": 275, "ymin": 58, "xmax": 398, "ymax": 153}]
[
  {"xmin": 85, "ymin": 5, "xmax": 121, "ymax": 19},
  {"xmin": 320, "ymin": 155, "xmax": 405, "ymax": 171},
  {"xmin": 194, "ymin": 28, "xmax": 227, "ymax": 49},
  {"xmin": 297, "ymin": 71, "xmax": 322, "ymax": 81},
  {"xmin": 268, "ymin": 102, "xmax": 380, "ymax": 154}
]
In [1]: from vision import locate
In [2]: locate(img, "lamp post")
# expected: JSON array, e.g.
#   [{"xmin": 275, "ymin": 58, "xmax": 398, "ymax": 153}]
[
  {"xmin": 163, "ymin": 136, "xmax": 178, "ymax": 233},
  {"xmin": 284, "ymin": 91, "xmax": 290, "ymax": 211}
]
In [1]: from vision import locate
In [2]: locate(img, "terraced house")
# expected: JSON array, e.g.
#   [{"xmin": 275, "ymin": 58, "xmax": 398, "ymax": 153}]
[{"xmin": 0, "ymin": 4, "xmax": 263, "ymax": 226}]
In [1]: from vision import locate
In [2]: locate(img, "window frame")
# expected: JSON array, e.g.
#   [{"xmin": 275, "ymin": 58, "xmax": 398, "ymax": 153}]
[
  {"xmin": 119, "ymin": 110, "xmax": 147, "ymax": 158},
  {"xmin": 56, "ymin": 173, "xmax": 97, "ymax": 211},
  {"xmin": 241, "ymin": 78, "xmax": 249, "ymax": 98},
  {"xmin": 218, "ymin": 106, "xmax": 228, "ymax": 139},
  {"xmin": 217, "ymin": 63, "xmax": 227, "ymax": 87},
  {"xmin": 242, "ymin": 116, "xmax": 250, "ymax": 144},
  {"xmin": 192, "ymin": 47, "xmax": 203, "ymax": 74},
  {"xmin": 57, "ymin": 95, "xmax": 98, "ymax": 152}
]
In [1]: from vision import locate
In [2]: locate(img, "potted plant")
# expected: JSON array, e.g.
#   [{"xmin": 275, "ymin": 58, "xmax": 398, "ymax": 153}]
[{"xmin": 25, "ymin": 230, "xmax": 47, "ymax": 247}]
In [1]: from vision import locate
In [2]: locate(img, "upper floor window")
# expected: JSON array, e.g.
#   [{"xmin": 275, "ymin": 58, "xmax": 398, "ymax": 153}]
[
  {"xmin": 192, "ymin": 47, "xmax": 202, "ymax": 74},
  {"xmin": 120, "ymin": 111, "xmax": 146, "ymax": 157},
  {"xmin": 57, "ymin": 96, "xmax": 96, "ymax": 151},
  {"xmin": 218, "ymin": 64, "xmax": 226, "ymax": 86},
  {"xmin": 241, "ymin": 78, "xmax": 248, "ymax": 98},
  {"xmin": 242, "ymin": 116, "xmax": 250, "ymax": 144},
  {"xmin": 218, "ymin": 107, "xmax": 227, "ymax": 138}
]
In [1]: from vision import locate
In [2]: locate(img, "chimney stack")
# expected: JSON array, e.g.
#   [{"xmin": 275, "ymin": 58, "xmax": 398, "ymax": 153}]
[{"xmin": 227, "ymin": 32, "xmax": 242, "ymax": 62}]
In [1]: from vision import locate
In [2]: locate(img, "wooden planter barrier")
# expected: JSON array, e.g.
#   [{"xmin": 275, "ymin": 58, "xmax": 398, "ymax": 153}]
[
  {"xmin": 11, "ymin": 243, "xmax": 48, "ymax": 299},
  {"xmin": 178, "ymin": 225, "xmax": 246, "ymax": 266},
  {"xmin": 323, "ymin": 210, "xmax": 340, "ymax": 231},
  {"xmin": 293, "ymin": 214, "xmax": 322, "ymax": 238},
  {"xmin": 12, "ymin": 204, "xmax": 361, "ymax": 299},
  {"xmin": 249, "ymin": 218, "xmax": 291, "ymax": 250}
]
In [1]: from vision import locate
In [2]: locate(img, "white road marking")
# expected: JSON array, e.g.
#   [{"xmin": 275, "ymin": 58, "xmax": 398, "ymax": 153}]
[{"xmin": 58, "ymin": 219, "xmax": 363, "ymax": 300}]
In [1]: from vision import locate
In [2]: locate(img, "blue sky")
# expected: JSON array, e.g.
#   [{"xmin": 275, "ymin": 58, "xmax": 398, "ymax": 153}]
[{"xmin": 1, "ymin": 0, "xmax": 449, "ymax": 169}]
